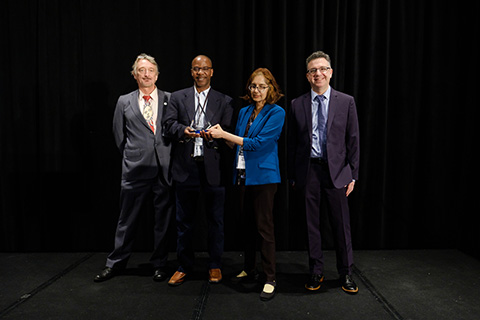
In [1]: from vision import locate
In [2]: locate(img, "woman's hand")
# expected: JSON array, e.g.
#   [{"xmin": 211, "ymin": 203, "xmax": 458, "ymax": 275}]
[
  {"xmin": 207, "ymin": 124, "xmax": 243, "ymax": 148},
  {"xmin": 207, "ymin": 124, "xmax": 224, "ymax": 139}
]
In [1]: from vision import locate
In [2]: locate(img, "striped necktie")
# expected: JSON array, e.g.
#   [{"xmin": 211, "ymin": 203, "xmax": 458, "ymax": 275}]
[{"xmin": 316, "ymin": 95, "xmax": 327, "ymax": 159}]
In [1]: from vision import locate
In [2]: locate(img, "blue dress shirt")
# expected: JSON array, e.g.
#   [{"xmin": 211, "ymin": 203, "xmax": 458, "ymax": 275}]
[{"xmin": 311, "ymin": 86, "xmax": 331, "ymax": 159}]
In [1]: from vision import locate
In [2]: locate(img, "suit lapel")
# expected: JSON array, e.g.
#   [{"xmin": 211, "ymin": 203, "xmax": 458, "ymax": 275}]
[
  {"xmin": 247, "ymin": 104, "xmax": 272, "ymax": 137},
  {"xmin": 182, "ymin": 87, "xmax": 196, "ymax": 125},
  {"xmin": 205, "ymin": 89, "xmax": 219, "ymax": 127},
  {"xmin": 327, "ymin": 88, "xmax": 338, "ymax": 133},
  {"xmin": 236, "ymin": 105, "xmax": 252, "ymax": 136},
  {"xmin": 301, "ymin": 93, "xmax": 313, "ymax": 139},
  {"xmin": 131, "ymin": 90, "xmax": 151, "ymax": 130},
  {"xmin": 155, "ymin": 90, "xmax": 165, "ymax": 136}
]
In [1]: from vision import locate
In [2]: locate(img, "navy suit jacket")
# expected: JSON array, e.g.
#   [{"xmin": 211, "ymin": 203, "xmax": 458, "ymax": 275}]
[
  {"xmin": 234, "ymin": 103, "xmax": 285, "ymax": 185},
  {"xmin": 163, "ymin": 87, "xmax": 233, "ymax": 186},
  {"xmin": 287, "ymin": 88, "xmax": 360, "ymax": 189},
  {"xmin": 113, "ymin": 89, "xmax": 172, "ymax": 184}
]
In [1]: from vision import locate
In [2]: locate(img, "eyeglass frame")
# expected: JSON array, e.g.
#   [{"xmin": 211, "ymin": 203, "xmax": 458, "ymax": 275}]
[
  {"xmin": 192, "ymin": 66, "xmax": 213, "ymax": 73},
  {"xmin": 306, "ymin": 66, "xmax": 332, "ymax": 75},
  {"xmin": 248, "ymin": 84, "xmax": 269, "ymax": 92}
]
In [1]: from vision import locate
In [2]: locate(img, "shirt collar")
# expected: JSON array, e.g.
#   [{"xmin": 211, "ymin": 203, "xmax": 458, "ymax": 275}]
[
  {"xmin": 311, "ymin": 86, "xmax": 331, "ymax": 102},
  {"xmin": 139, "ymin": 86, "xmax": 158, "ymax": 100},
  {"xmin": 195, "ymin": 86, "xmax": 211, "ymax": 97}
]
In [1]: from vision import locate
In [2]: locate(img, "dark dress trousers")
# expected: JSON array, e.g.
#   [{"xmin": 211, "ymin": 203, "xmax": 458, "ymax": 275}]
[
  {"xmin": 107, "ymin": 89, "xmax": 174, "ymax": 269},
  {"xmin": 163, "ymin": 87, "xmax": 233, "ymax": 273},
  {"xmin": 234, "ymin": 103, "xmax": 285, "ymax": 282},
  {"xmin": 287, "ymin": 88, "xmax": 360, "ymax": 275}
]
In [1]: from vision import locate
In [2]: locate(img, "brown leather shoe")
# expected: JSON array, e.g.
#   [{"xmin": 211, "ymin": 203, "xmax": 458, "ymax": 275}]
[
  {"xmin": 168, "ymin": 271, "xmax": 187, "ymax": 286},
  {"xmin": 208, "ymin": 268, "xmax": 222, "ymax": 283}
]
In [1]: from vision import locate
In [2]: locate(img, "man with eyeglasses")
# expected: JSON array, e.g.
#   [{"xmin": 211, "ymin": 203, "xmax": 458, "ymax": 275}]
[
  {"xmin": 94, "ymin": 53, "xmax": 174, "ymax": 283},
  {"xmin": 163, "ymin": 55, "xmax": 233, "ymax": 286},
  {"xmin": 287, "ymin": 51, "xmax": 360, "ymax": 294}
]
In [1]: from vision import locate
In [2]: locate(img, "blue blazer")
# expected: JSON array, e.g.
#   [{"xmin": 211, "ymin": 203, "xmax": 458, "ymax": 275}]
[{"xmin": 234, "ymin": 103, "xmax": 285, "ymax": 185}]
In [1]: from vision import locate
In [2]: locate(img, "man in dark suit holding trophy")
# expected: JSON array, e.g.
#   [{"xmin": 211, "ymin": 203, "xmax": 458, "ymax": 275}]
[{"xmin": 163, "ymin": 55, "xmax": 233, "ymax": 286}]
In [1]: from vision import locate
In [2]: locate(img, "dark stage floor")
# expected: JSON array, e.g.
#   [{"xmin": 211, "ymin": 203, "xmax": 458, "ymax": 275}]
[{"xmin": 1, "ymin": 250, "xmax": 479, "ymax": 319}]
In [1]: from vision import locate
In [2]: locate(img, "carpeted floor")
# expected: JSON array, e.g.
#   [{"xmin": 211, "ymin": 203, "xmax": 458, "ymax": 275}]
[{"xmin": 1, "ymin": 250, "xmax": 479, "ymax": 319}]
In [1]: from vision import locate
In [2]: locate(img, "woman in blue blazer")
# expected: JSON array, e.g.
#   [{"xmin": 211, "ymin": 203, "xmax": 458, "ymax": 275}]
[{"xmin": 209, "ymin": 68, "xmax": 285, "ymax": 301}]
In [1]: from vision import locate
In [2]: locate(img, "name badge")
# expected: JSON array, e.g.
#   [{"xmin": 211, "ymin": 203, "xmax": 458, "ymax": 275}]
[
  {"xmin": 194, "ymin": 137, "xmax": 203, "ymax": 157},
  {"xmin": 237, "ymin": 153, "xmax": 246, "ymax": 169}
]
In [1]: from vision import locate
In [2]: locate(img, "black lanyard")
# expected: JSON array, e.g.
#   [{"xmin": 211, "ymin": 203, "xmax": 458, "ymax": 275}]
[{"xmin": 194, "ymin": 89, "xmax": 211, "ymax": 128}]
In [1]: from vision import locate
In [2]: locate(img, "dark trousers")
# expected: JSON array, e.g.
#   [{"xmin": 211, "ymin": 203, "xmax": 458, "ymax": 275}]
[
  {"xmin": 239, "ymin": 183, "xmax": 277, "ymax": 282},
  {"xmin": 175, "ymin": 162, "xmax": 225, "ymax": 273},
  {"xmin": 107, "ymin": 175, "xmax": 174, "ymax": 269},
  {"xmin": 304, "ymin": 161, "xmax": 354, "ymax": 276}
]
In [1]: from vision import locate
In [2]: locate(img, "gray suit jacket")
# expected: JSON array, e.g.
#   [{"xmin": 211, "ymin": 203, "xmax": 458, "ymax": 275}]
[{"xmin": 113, "ymin": 89, "xmax": 172, "ymax": 184}]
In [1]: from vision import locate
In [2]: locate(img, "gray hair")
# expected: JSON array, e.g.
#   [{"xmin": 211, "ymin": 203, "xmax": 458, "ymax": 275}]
[
  {"xmin": 131, "ymin": 53, "xmax": 159, "ymax": 76},
  {"xmin": 306, "ymin": 51, "xmax": 331, "ymax": 70}
]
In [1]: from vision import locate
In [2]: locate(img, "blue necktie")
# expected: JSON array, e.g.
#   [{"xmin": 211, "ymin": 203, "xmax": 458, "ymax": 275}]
[{"xmin": 316, "ymin": 95, "xmax": 327, "ymax": 159}]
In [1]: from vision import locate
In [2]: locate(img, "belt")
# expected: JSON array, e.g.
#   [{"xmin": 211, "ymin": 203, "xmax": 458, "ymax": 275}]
[{"xmin": 310, "ymin": 157, "xmax": 327, "ymax": 165}]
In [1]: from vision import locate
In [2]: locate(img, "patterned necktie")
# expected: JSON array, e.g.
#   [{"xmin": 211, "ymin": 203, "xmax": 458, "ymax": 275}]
[
  {"xmin": 316, "ymin": 95, "xmax": 327, "ymax": 159},
  {"xmin": 142, "ymin": 95, "xmax": 155, "ymax": 133}
]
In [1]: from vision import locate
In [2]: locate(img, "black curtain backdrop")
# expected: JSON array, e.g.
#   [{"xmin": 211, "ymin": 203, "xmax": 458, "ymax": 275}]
[{"xmin": 1, "ymin": 0, "xmax": 478, "ymax": 258}]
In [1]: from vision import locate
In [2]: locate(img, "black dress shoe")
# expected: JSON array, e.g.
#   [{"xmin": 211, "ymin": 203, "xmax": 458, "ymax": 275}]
[
  {"xmin": 341, "ymin": 274, "xmax": 358, "ymax": 294},
  {"xmin": 153, "ymin": 268, "xmax": 167, "ymax": 282},
  {"xmin": 94, "ymin": 267, "xmax": 114, "ymax": 282},
  {"xmin": 305, "ymin": 273, "xmax": 324, "ymax": 291}
]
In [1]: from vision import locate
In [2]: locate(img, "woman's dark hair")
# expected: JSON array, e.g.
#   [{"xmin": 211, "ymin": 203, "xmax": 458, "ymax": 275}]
[{"xmin": 241, "ymin": 68, "xmax": 284, "ymax": 104}]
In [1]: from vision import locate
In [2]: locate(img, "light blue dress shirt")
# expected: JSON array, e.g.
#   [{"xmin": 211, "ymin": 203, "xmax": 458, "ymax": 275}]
[{"xmin": 311, "ymin": 86, "xmax": 331, "ymax": 159}]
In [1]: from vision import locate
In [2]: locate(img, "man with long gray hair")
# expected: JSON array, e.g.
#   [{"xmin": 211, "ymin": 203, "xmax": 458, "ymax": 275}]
[{"xmin": 94, "ymin": 53, "xmax": 174, "ymax": 283}]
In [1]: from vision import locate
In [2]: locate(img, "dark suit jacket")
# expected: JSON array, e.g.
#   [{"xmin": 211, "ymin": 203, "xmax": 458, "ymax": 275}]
[
  {"xmin": 113, "ymin": 89, "xmax": 171, "ymax": 184},
  {"xmin": 163, "ymin": 87, "xmax": 233, "ymax": 186},
  {"xmin": 287, "ymin": 88, "xmax": 360, "ymax": 189}
]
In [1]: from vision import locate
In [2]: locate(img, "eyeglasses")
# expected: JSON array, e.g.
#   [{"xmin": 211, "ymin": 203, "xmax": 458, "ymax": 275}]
[
  {"xmin": 248, "ymin": 84, "xmax": 269, "ymax": 92},
  {"xmin": 192, "ymin": 66, "xmax": 212, "ymax": 73},
  {"xmin": 307, "ymin": 66, "xmax": 331, "ymax": 75}
]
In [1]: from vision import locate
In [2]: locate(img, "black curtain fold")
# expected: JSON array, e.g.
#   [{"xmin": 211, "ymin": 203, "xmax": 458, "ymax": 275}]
[{"xmin": 1, "ymin": 0, "xmax": 478, "ymax": 259}]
